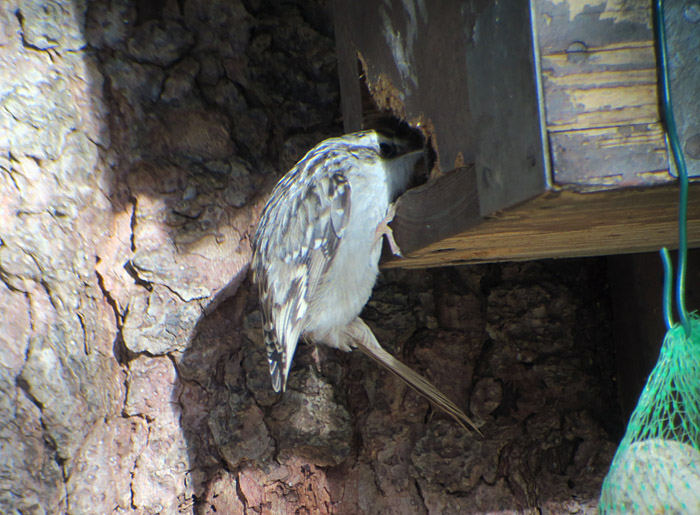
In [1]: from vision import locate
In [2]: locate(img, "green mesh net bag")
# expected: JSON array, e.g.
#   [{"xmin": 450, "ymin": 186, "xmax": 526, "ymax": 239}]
[
  {"xmin": 599, "ymin": 316, "xmax": 700, "ymax": 513},
  {"xmin": 599, "ymin": 1, "xmax": 700, "ymax": 512}
]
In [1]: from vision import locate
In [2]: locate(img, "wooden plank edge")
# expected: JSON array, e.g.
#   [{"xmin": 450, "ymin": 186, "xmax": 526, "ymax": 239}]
[
  {"xmin": 389, "ymin": 164, "xmax": 482, "ymax": 258},
  {"xmin": 382, "ymin": 184, "xmax": 700, "ymax": 269}
]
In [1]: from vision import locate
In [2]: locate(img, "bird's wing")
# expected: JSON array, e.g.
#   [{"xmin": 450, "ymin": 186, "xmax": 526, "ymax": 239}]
[{"xmin": 252, "ymin": 170, "xmax": 351, "ymax": 392}]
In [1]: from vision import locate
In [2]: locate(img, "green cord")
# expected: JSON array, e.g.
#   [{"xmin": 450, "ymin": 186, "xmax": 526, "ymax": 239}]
[
  {"xmin": 654, "ymin": 0, "xmax": 691, "ymax": 337},
  {"xmin": 660, "ymin": 248, "xmax": 674, "ymax": 330}
]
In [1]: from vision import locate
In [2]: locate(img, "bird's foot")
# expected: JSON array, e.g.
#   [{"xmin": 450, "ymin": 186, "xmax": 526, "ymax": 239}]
[{"xmin": 375, "ymin": 203, "xmax": 403, "ymax": 257}]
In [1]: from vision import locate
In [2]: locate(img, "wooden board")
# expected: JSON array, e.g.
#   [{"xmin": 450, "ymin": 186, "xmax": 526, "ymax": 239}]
[
  {"xmin": 382, "ymin": 0, "xmax": 698, "ymax": 269},
  {"xmin": 540, "ymin": 43, "xmax": 658, "ymax": 130},
  {"xmin": 534, "ymin": 0, "xmax": 673, "ymax": 188},
  {"xmin": 335, "ymin": 0, "xmax": 698, "ymax": 268},
  {"xmin": 549, "ymin": 124, "xmax": 669, "ymax": 188},
  {"xmin": 384, "ymin": 183, "xmax": 700, "ymax": 269},
  {"xmin": 389, "ymin": 165, "xmax": 481, "ymax": 259}
]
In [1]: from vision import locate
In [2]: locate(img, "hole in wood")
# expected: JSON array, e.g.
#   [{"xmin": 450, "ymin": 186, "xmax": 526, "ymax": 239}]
[{"xmin": 356, "ymin": 54, "xmax": 434, "ymax": 186}]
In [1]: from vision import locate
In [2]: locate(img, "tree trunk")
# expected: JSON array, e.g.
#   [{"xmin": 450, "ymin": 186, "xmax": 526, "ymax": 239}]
[{"xmin": 0, "ymin": 1, "xmax": 620, "ymax": 513}]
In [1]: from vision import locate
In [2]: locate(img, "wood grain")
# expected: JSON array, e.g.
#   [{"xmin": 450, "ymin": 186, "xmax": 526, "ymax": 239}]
[
  {"xmin": 389, "ymin": 165, "xmax": 481, "ymax": 258},
  {"xmin": 346, "ymin": 0, "xmax": 695, "ymax": 268},
  {"xmin": 550, "ymin": 123, "xmax": 670, "ymax": 187},
  {"xmin": 534, "ymin": 0, "xmax": 673, "ymax": 189},
  {"xmin": 535, "ymin": 0, "xmax": 652, "ymax": 55},
  {"xmin": 541, "ymin": 44, "xmax": 658, "ymax": 131},
  {"xmin": 383, "ymin": 184, "xmax": 700, "ymax": 269}
]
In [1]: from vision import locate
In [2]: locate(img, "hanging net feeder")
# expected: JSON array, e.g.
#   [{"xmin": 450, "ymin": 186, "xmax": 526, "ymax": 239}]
[
  {"xmin": 599, "ymin": 0, "xmax": 700, "ymax": 512},
  {"xmin": 599, "ymin": 316, "xmax": 700, "ymax": 512}
]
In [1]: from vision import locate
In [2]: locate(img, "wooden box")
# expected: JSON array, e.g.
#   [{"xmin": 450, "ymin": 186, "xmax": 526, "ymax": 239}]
[{"xmin": 333, "ymin": 0, "xmax": 700, "ymax": 267}]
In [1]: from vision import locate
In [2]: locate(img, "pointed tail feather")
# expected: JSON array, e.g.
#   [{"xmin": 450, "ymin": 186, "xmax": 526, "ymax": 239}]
[{"xmin": 347, "ymin": 318, "xmax": 482, "ymax": 435}]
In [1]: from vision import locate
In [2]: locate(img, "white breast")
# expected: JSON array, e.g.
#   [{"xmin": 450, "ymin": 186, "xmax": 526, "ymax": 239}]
[{"xmin": 303, "ymin": 161, "xmax": 391, "ymax": 347}]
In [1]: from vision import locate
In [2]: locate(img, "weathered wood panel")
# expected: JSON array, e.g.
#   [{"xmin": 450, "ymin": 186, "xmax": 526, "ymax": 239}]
[
  {"xmin": 535, "ymin": 0, "xmax": 653, "ymax": 55},
  {"xmin": 390, "ymin": 165, "xmax": 481, "ymax": 258},
  {"xmin": 535, "ymin": 0, "xmax": 669, "ymax": 189},
  {"xmin": 334, "ymin": 0, "xmax": 547, "ymax": 219},
  {"xmin": 550, "ymin": 123, "xmax": 669, "ymax": 187},
  {"xmin": 540, "ymin": 43, "xmax": 659, "ymax": 131},
  {"xmin": 335, "ymin": 0, "xmax": 698, "ymax": 267},
  {"xmin": 384, "ymin": 185, "xmax": 700, "ymax": 268}
]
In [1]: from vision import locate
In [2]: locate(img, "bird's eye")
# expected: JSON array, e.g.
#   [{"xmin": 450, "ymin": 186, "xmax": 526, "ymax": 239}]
[{"xmin": 379, "ymin": 142, "xmax": 397, "ymax": 158}]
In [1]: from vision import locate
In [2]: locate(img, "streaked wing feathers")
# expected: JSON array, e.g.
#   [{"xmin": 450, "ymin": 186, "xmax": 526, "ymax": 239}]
[{"xmin": 252, "ymin": 168, "xmax": 351, "ymax": 391}]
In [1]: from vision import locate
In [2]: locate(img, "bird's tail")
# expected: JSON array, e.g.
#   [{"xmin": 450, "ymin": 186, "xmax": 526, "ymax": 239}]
[{"xmin": 347, "ymin": 317, "xmax": 482, "ymax": 435}]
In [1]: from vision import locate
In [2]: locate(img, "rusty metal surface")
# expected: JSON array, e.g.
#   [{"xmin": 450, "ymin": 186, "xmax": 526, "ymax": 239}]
[
  {"xmin": 333, "ymin": 0, "xmax": 546, "ymax": 217},
  {"xmin": 664, "ymin": 0, "xmax": 700, "ymax": 177}
]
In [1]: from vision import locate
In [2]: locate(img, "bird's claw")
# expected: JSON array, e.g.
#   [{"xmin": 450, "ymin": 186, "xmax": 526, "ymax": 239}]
[{"xmin": 375, "ymin": 203, "xmax": 403, "ymax": 257}]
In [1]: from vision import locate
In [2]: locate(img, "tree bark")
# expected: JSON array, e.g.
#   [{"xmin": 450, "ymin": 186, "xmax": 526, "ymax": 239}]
[{"xmin": 0, "ymin": 1, "xmax": 620, "ymax": 513}]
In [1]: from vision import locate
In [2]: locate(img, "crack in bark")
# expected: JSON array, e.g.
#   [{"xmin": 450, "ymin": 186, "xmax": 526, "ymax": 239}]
[
  {"xmin": 15, "ymin": 373, "xmax": 66, "ymax": 485},
  {"xmin": 128, "ymin": 456, "xmax": 138, "ymax": 511},
  {"xmin": 94, "ymin": 263, "xmax": 130, "ymax": 374},
  {"xmin": 235, "ymin": 471, "xmax": 250, "ymax": 515},
  {"xmin": 123, "ymin": 260, "xmax": 153, "ymax": 291},
  {"xmin": 76, "ymin": 311, "xmax": 89, "ymax": 355},
  {"xmin": 1, "ymin": 159, "xmax": 22, "ymax": 201},
  {"xmin": 95, "ymin": 268, "xmax": 123, "ymax": 328},
  {"xmin": 160, "ymin": 281, "xmax": 207, "ymax": 304},
  {"xmin": 13, "ymin": 9, "xmax": 57, "ymax": 54},
  {"xmin": 13, "ymin": 285, "xmax": 69, "ymax": 487},
  {"xmin": 414, "ymin": 477, "xmax": 429, "ymax": 514},
  {"xmin": 22, "ymin": 252, "xmax": 62, "ymax": 316},
  {"xmin": 129, "ymin": 199, "xmax": 137, "ymax": 252}
]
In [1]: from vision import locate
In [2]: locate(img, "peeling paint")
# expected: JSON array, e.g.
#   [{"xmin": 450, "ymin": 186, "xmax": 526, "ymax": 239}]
[{"xmin": 380, "ymin": 0, "xmax": 420, "ymax": 94}]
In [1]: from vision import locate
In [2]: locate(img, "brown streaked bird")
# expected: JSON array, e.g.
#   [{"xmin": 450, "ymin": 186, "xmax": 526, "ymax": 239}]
[{"xmin": 252, "ymin": 129, "xmax": 480, "ymax": 433}]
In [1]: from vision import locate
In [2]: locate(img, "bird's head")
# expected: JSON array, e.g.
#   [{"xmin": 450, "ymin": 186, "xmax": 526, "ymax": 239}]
[{"xmin": 307, "ymin": 129, "xmax": 425, "ymax": 199}]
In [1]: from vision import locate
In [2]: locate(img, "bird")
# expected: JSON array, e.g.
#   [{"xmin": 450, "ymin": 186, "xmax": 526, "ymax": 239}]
[{"xmin": 251, "ymin": 129, "xmax": 480, "ymax": 433}]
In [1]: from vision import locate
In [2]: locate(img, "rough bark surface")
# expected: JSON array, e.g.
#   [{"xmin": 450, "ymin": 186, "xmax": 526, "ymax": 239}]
[{"xmin": 0, "ymin": 1, "xmax": 621, "ymax": 513}]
